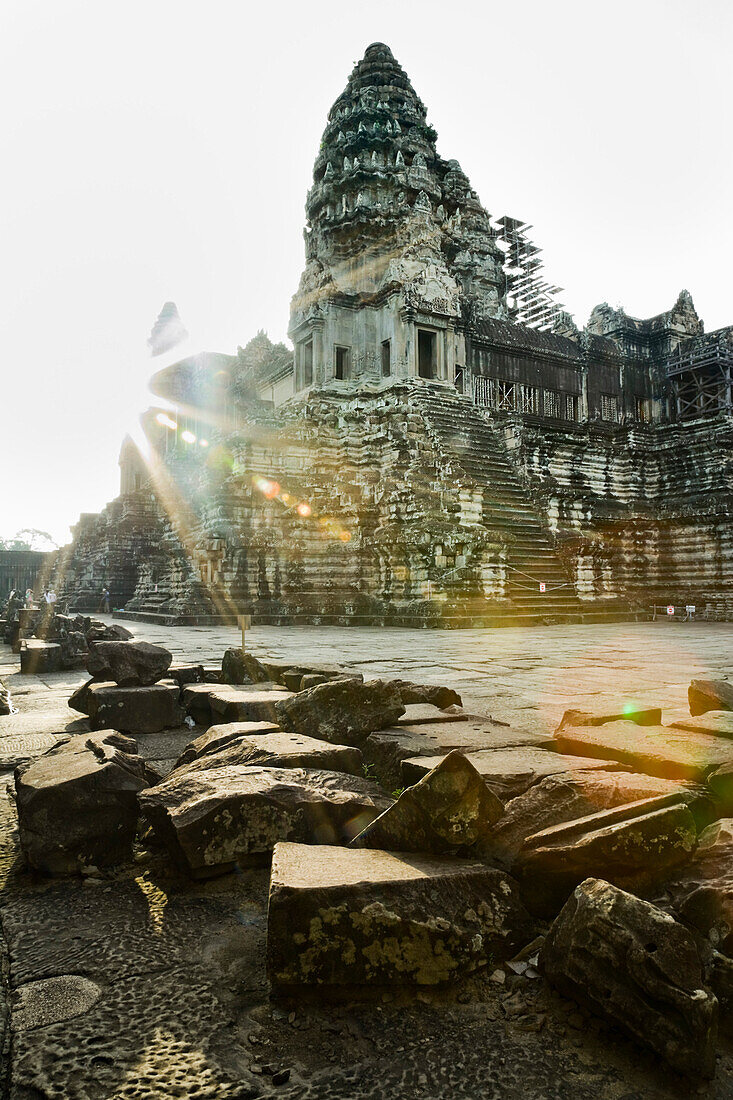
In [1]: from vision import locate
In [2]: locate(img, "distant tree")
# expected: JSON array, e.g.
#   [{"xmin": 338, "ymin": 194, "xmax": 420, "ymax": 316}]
[{"xmin": 0, "ymin": 529, "xmax": 58, "ymax": 552}]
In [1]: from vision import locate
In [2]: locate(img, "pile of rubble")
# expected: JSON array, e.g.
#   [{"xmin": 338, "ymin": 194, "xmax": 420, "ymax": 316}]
[
  {"xmin": 11, "ymin": 639, "xmax": 733, "ymax": 1080},
  {"xmin": 0, "ymin": 595, "xmax": 136, "ymax": 673}
]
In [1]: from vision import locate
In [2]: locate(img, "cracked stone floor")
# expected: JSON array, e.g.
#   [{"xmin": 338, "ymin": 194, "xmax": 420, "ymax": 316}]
[{"xmin": 1, "ymin": 620, "xmax": 732, "ymax": 1098}]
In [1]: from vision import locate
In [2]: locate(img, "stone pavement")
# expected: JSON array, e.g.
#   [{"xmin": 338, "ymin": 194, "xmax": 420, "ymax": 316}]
[
  {"xmin": 113, "ymin": 617, "xmax": 733, "ymax": 734},
  {"xmin": 1, "ymin": 621, "xmax": 733, "ymax": 1098}
]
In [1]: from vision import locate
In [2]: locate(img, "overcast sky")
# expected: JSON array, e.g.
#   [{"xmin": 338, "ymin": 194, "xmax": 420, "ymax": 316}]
[{"xmin": 1, "ymin": 0, "xmax": 731, "ymax": 546}]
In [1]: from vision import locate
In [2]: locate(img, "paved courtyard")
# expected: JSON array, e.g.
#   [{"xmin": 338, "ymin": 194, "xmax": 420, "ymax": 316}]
[{"xmin": 116, "ymin": 617, "xmax": 733, "ymax": 733}]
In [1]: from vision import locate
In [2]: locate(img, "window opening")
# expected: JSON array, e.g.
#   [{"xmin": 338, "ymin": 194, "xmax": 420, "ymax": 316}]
[
  {"xmin": 418, "ymin": 329, "xmax": 437, "ymax": 379},
  {"xmin": 334, "ymin": 345, "xmax": 350, "ymax": 381},
  {"xmin": 381, "ymin": 340, "xmax": 391, "ymax": 377}
]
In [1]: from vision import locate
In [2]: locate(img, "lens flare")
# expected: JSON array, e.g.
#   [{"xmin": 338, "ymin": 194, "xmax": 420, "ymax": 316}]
[
  {"xmin": 296, "ymin": 502, "xmax": 312, "ymax": 517},
  {"xmin": 199, "ymin": 438, "xmax": 209, "ymax": 447},
  {"xmin": 155, "ymin": 412, "xmax": 178, "ymax": 430},
  {"xmin": 181, "ymin": 430, "xmax": 197, "ymax": 443},
  {"xmin": 339, "ymin": 531, "xmax": 352, "ymax": 542}
]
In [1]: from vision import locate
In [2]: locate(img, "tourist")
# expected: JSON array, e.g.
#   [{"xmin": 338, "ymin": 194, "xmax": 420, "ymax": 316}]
[
  {"xmin": 24, "ymin": 588, "xmax": 34, "ymax": 609},
  {"xmin": 44, "ymin": 588, "xmax": 57, "ymax": 610},
  {"xmin": 101, "ymin": 586, "xmax": 111, "ymax": 614}
]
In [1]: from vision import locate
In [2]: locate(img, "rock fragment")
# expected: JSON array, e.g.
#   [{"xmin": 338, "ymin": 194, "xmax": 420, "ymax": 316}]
[
  {"xmin": 181, "ymin": 731, "xmax": 363, "ymax": 778},
  {"xmin": 267, "ymin": 842, "xmax": 535, "ymax": 987},
  {"xmin": 86, "ymin": 683, "xmax": 184, "ymax": 733},
  {"xmin": 541, "ymin": 878, "xmax": 718, "ymax": 1077},
  {"xmin": 276, "ymin": 679, "xmax": 404, "ymax": 746},
  {"xmin": 689, "ymin": 679, "xmax": 733, "ymax": 717},
  {"xmin": 15, "ymin": 731, "xmax": 155, "ymax": 873},
  {"xmin": 351, "ymin": 750, "xmax": 503, "ymax": 854},
  {"xmin": 554, "ymin": 720, "xmax": 733, "ymax": 782},
  {"xmin": 139, "ymin": 766, "xmax": 392, "ymax": 876},
  {"xmin": 86, "ymin": 640, "xmax": 172, "ymax": 686}
]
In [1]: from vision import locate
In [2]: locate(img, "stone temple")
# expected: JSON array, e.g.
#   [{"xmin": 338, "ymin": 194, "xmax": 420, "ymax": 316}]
[{"xmin": 56, "ymin": 43, "xmax": 733, "ymax": 625}]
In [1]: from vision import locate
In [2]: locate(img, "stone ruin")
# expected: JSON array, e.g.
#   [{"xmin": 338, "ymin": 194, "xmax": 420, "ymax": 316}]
[
  {"xmin": 37, "ymin": 42, "xmax": 731, "ymax": 627},
  {"xmin": 8, "ymin": 629, "xmax": 733, "ymax": 1081}
]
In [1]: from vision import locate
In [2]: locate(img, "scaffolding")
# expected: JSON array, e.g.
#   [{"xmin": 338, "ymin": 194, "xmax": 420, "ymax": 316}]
[
  {"xmin": 493, "ymin": 216, "xmax": 566, "ymax": 331},
  {"xmin": 665, "ymin": 328, "xmax": 733, "ymax": 421}
]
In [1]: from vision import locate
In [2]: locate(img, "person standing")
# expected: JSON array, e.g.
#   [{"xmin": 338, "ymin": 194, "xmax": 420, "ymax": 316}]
[
  {"xmin": 101, "ymin": 586, "xmax": 111, "ymax": 614},
  {"xmin": 44, "ymin": 588, "xmax": 57, "ymax": 611}
]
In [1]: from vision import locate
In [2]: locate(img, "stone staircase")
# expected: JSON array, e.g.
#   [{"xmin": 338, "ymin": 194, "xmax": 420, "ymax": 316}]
[{"xmin": 415, "ymin": 386, "xmax": 636, "ymax": 624}]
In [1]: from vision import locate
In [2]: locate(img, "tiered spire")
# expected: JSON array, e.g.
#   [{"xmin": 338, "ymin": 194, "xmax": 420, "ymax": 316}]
[{"xmin": 294, "ymin": 43, "xmax": 507, "ymax": 319}]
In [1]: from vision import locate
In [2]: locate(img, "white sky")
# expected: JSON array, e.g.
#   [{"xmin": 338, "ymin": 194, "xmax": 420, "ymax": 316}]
[{"xmin": 1, "ymin": 0, "xmax": 731, "ymax": 546}]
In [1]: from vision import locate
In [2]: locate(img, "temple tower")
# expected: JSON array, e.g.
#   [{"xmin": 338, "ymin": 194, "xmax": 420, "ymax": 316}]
[{"xmin": 289, "ymin": 42, "xmax": 507, "ymax": 394}]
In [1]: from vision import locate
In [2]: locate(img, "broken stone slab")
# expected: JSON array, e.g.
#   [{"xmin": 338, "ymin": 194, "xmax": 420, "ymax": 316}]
[
  {"xmin": 260, "ymin": 658, "xmax": 363, "ymax": 687},
  {"xmin": 267, "ymin": 842, "xmax": 536, "ymax": 988},
  {"xmin": 351, "ymin": 750, "xmax": 503, "ymax": 855},
  {"xmin": 708, "ymin": 763, "xmax": 733, "ymax": 814},
  {"xmin": 396, "ymin": 704, "xmax": 469, "ymax": 726},
  {"xmin": 541, "ymin": 878, "xmax": 718, "ymax": 1077},
  {"xmin": 485, "ymin": 770, "xmax": 694, "ymax": 868},
  {"xmin": 388, "ymin": 679, "xmax": 462, "ymax": 710},
  {"xmin": 554, "ymin": 721, "xmax": 733, "ymax": 782},
  {"xmin": 174, "ymin": 720, "xmax": 280, "ymax": 767},
  {"xmin": 518, "ymin": 794, "xmax": 698, "ymax": 913},
  {"xmin": 669, "ymin": 711, "xmax": 733, "ymax": 739},
  {"xmin": 209, "ymin": 687, "xmax": 293, "ymax": 724},
  {"xmin": 139, "ymin": 766, "xmax": 393, "ymax": 876},
  {"xmin": 167, "ymin": 663, "xmax": 205, "ymax": 687},
  {"xmin": 15, "ymin": 730, "xmax": 156, "ymax": 874},
  {"xmin": 86, "ymin": 683, "xmax": 185, "ymax": 734},
  {"xmin": 181, "ymin": 682, "xmax": 223, "ymax": 724},
  {"xmin": 689, "ymin": 679, "xmax": 733, "ymax": 717},
  {"xmin": 401, "ymin": 748, "xmax": 627, "ymax": 802},
  {"xmin": 86, "ymin": 640, "xmax": 172, "ymax": 687},
  {"xmin": 365, "ymin": 719, "xmax": 549, "ymax": 790},
  {"xmin": 20, "ymin": 640, "xmax": 62, "ymax": 675},
  {"xmin": 666, "ymin": 818, "xmax": 733, "ymax": 954},
  {"xmin": 68, "ymin": 677, "xmax": 107, "ymax": 716},
  {"xmin": 556, "ymin": 706, "xmax": 661, "ymax": 730},
  {"xmin": 276, "ymin": 679, "xmax": 404, "ymax": 747},
  {"xmin": 180, "ymin": 731, "xmax": 364, "ymax": 778}
]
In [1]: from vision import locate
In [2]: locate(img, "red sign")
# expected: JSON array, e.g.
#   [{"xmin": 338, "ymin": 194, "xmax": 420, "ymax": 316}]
[
  {"xmin": 539, "ymin": 583, "xmax": 546, "ymax": 593},
  {"xmin": 667, "ymin": 605, "xmax": 675, "ymax": 616}
]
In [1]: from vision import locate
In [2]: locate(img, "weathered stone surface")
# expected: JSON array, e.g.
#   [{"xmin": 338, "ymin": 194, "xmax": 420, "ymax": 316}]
[
  {"xmin": 181, "ymin": 682, "xmax": 222, "ymax": 723},
  {"xmin": 351, "ymin": 750, "xmax": 503, "ymax": 855},
  {"xmin": 20, "ymin": 640, "xmax": 62, "ymax": 674},
  {"xmin": 220, "ymin": 647, "xmax": 251, "ymax": 685},
  {"xmin": 68, "ymin": 677, "xmax": 105, "ymax": 716},
  {"xmin": 554, "ymin": 721, "xmax": 733, "ymax": 782},
  {"xmin": 519, "ymin": 795, "xmax": 698, "ymax": 911},
  {"xmin": 86, "ymin": 683, "xmax": 185, "ymax": 734},
  {"xmin": 366, "ymin": 718, "xmax": 548, "ymax": 790},
  {"xmin": 390, "ymin": 680, "xmax": 462, "ymax": 710},
  {"xmin": 486, "ymin": 771, "xmax": 691, "ymax": 867},
  {"xmin": 267, "ymin": 842, "xmax": 536, "ymax": 988},
  {"xmin": 666, "ymin": 819, "xmax": 733, "ymax": 953},
  {"xmin": 708, "ymin": 762, "xmax": 733, "ymax": 813},
  {"xmin": 167, "ymin": 663, "xmax": 205, "ymax": 686},
  {"xmin": 140, "ymin": 766, "xmax": 393, "ymax": 876},
  {"xmin": 15, "ymin": 730, "xmax": 154, "ymax": 874},
  {"xmin": 86, "ymin": 640, "xmax": 172, "ymax": 687},
  {"xmin": 209, "ymin": 686, "xmax": 293, "ymax": 724},
  {"xmin": 556, "ymin": 706, "xmax": 661, "ymax": 730},
  {"xmin": 174, "ymin": 720, "xmax": 280, "ymax": 767},
  {"xmin": 689, "ymin": 679, "xmax": 733, "ymax": 717},
  {"xmin": 397, "ymin": 703, "xmax": 468, "ymax": 726},
  {"xmin": 541, "ymin": 878, "xmax": 718, "ymax": 1077},
  {"xmin": 182, "ymin": 731, "xmax": 363, "ymax": 778},
  {"xmin": 669, "ymin": 711, "xmax": 733, "ymax": 739},
  {"xmin": 401, "ymin": 748, "xmax": 625, "ymax": 802},
  {"xmin": 276, "ymin": 679, "xmax": 405, "ymax": 746}
]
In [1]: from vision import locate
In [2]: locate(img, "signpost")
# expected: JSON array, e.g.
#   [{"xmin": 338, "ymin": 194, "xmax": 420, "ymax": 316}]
[
  {"xmin": 667, "ymin": 605, "xmax": 675, "ymax": 616},
  {"xmin": 237, "ymin": 614, "xmax": 252, "ymax": 656},
  {"xmin": 539, "ymin": 582, "xmax": 546, "ymax": 593}
]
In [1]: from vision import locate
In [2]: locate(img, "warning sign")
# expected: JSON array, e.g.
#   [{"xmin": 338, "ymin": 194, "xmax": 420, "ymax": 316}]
[
  {"xmin": 667, "ymin": 605, "xmax": 675, "ymax": 616},
  {"xmin": 539, "ymin": 583, "xmax": 546, "ymax": 593}
]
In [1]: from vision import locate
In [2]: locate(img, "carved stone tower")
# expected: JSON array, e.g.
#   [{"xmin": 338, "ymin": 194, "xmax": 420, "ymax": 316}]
[{"xmin": 289, "ymin": 42, "xmax": 507, "ymax": 393}]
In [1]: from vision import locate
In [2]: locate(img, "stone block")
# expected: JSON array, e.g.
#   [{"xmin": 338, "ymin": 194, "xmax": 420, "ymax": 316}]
[
  {"xmin": 669, "ymin": 711, "xmax": 733, "ymax": 739},
  {"xmin": 667, "ymin": 818, "xmax": 733, "ymax": 953},
  {"xmin": 351, "ymin": 750, "xmax": 503, "ymax": 855},
  {"xmin": 86, "ymin": 683, "xmax": 185, "ymax": 734},
  {"xmin": 221, "ymin": 647, "xmax": 251, "ymax": 685},
  {"xmin": 554, "ymin": 721, "xmax": 733, "ymax": 782},
  {"xmin": 485, "ymin": 770, "xmax": 691, "ymax": 867},
  {"xmin": 541, "ymin": 878, "xmax": 718, "ymax": 1077},
  {"xmin": 209, "ymin": 687, "xmax": 293, "ymax": 723},
  {"xmin": 276, "ymin": 679, "xmax": 404, "ymax": 746},
  {"xmin": 20, "ymin": 640, "xmax": 63, "ymax": 674},
  {"xmin": 15, "ymin": 731, "xmax": 155, "ymax": 874},
  {"xmin": 401, "ymin": 747, "xmax": 626, "ymax": 802},
  {"xmin": 389, "ymin": 679, "xmax": 462, "ymax": 710},
  {"xmin": 556, "ymin": 706, "xmax": 661, "ymax": 730},
  {"xmin": 174, "ymin": 720, "xmax": 280, "ymax": 767},
  {"xmin": 86, "ymin": 640, "xmax": 172, "ymax": 687},
  {"xmin": 139, "ymin": 766, "xmax": 393, "ymax": 877},
  {"xmin": 519, "ymin": 794, "xmax": 698, "ymax": 913},
  {"xmin": 689, "ymin": 679, "xmax": 733, "ymax": 717},
  {"xmin": 181, "ymin": 682, "xmax": 222, "ymax": 724},
  {"xmin": 181, "ymin": 730, "xmax": 363, "ymax": 777},
  {"xmin": 168, "ymin": 663, "xmax": 205, "ymax": 686},
  {"xmin": 397, "ymin": 704, "xmax": 468, "ymax": 726},
  {"xmin": 267, "ymin": 843, "xmax": 536, "ymax": 988}
]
